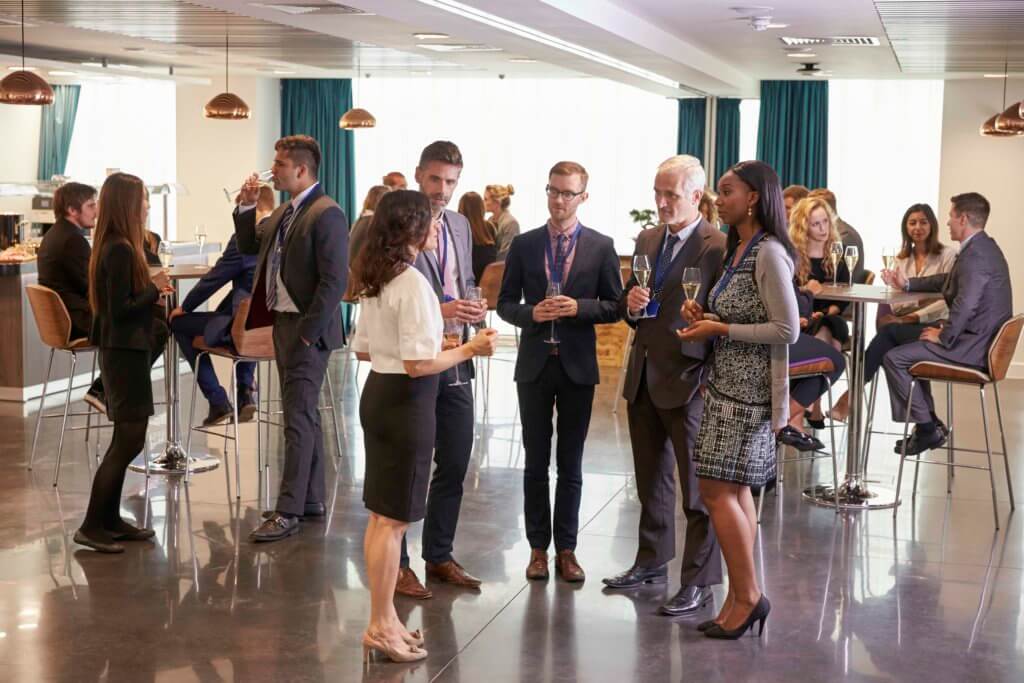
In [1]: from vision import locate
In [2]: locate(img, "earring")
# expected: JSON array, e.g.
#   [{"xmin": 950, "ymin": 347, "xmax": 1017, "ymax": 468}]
[{"xmin": 747, "ymin": 207, "xmax": 753, "ymax": 217}]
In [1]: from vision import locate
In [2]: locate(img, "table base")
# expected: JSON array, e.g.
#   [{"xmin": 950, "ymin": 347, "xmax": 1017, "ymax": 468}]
[
  {"xmin": 802, "ymin": 482, "xmax": 899, "ymax": 510},
  {"xmin": 128, "ymin": 445, "xmax": 220, "ymax": 475}
]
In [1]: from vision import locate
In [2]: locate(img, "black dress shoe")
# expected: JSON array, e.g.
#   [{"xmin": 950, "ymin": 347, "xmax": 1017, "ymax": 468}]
[
  {"xmin": 261, "ymin": 502, "xmax": 325, "ymax": 520},
  {"xmin": 602, "ymin": 564, "xmax": 668, "ymax": 589},
  {"xmin": 237, "ymin": 390, "xmax": 257, "ymax": 422},
  {"xmin": 895, "ymin": 427, "xmax": 947, "ymax": 455},
  {"xmin": 660, "ymin": 585, "xmax": 713, "ymax": 616},
  {"xmin": 777, "ymin": 426, "xmax": 825, "ymax": 452},
  {"xmin": 895, "ymin": 421, "xmax": 949, "ymax": 452},
  {"xmin": 74, "ymin": 529, "xmax": 124, "ymax": 554},
  {"xmin": 250, "ymin": 512, "xmax": 300, "ymax": 543},
  {"xmin": 203, "ymin": 402, "xmax": 234, "ymax": 426}
]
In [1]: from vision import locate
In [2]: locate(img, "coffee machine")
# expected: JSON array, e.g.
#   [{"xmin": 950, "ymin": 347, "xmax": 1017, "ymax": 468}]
[{"xmin": 0, "ymin": 214, "xmax": 24, "ymax": 250}]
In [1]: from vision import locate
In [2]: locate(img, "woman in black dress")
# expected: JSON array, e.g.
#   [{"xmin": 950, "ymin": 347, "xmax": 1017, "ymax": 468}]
[
  {"xmin": 789, "ymin": 195, "xmax": 850, "ymax": 353},
  {"xmin": 75, "ymin": 172, "xmax": 170, "ymax": 553},
  {"xmin": 350, "ymin": 191, "xmax": 497, "ymax": 663}
]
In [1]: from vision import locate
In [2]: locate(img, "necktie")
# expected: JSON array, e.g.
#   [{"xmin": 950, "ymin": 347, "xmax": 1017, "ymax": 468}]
[
  {"xmin": 665, "ymin": 234, "xmax": 680, "ymax": 257},
  {"xmin": 554, "ymin": 234, "xmax": 568, "ymax": 282},
  {"xmin": 266, "ymin": 203, "xmax": 296, "ymax": 309}
]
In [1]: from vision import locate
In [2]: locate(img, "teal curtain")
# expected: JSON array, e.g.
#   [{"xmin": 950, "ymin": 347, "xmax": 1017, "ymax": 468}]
[
  {"xmin": 279, "ymin": 78, "xmax": 356, "ymax": 221},
  {"xmin": 756, "ymin": 80, "xmax": 828, "ymax": 188},
  {"xmin": 713, "ymin": 98, "xmax": 741, "ymax": 185},
  {"xmin": 37, "ymin": 84, "xmax": 81, "ymax": 180},
  {"xmin": 676, "ymin": 98, "xmax": 706, "ymax": 160}
]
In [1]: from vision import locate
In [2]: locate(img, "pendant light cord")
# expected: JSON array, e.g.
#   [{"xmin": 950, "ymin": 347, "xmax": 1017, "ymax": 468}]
[
  {"xmin": 225, "ymin": 24, "xmax": 230, "ymax": 92},
  {"xmin": 20, "ymin": 0, "xmax": 26, "ymax": 70}
]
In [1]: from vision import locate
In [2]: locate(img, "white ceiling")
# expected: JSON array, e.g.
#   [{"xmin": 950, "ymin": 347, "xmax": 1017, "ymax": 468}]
[{"xmin": 0, "ymin": 0, "xmax": 1021, "ymax": 96}]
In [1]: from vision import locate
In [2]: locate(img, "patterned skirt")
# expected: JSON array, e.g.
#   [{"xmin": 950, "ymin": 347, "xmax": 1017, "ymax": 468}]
[{"xmin": 694, "ymin": 385, "xmax": 776, "ymax": 487}]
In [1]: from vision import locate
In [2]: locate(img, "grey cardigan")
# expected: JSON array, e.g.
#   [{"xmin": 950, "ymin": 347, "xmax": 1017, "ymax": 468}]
[{"xmin": 708, "ymin": 237, "xmax": 799, "ymax": 429}]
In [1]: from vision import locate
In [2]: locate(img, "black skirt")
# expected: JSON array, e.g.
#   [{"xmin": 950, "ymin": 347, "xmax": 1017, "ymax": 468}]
[
  {"xmin": 360, "ymin": 370, "xmax": 439, "ymax": 523},
  {"xmin": 99, "ymin": 348, "xmax": 154, "ymax": 422}
]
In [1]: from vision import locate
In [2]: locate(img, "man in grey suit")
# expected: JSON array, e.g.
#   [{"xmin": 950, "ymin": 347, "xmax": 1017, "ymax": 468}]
[
  {"xmin": 233, "ymin": 135, "xmax": 349, "ymax": 542},
  {"xmin": 882, "ymin": 192, "xmax": 1012, "ymax": 454},
  {"xmin": 395, "ymin": 141, "xmax": 488, "ymax": 599},
  {"xmin": 602, "ymin": 156, "xmax": 726, "ymax": 616}
]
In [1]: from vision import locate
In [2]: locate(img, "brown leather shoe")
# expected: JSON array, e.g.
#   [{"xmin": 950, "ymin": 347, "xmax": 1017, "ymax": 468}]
[
  {"xmin": 526, "ymin": 549, "xmax": 549, "ymax": 580},
  {"xmin": 555, "ymin": 550, "xmax": 585, "ymax": 583},
  {"xmin": 395, "ymin": 567, "xmax": 432, "ymax": 600},
  {"xmin": 425, "ymin": 559, "xmax": 482, "ymax": 589}
]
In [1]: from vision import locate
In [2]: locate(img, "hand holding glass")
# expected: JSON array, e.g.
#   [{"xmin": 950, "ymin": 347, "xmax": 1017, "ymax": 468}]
[
  {"xmin": 225, "ymin": 170, "xmax": 273, "ymax": 203},
  {"xmin": 682, "ymin": 267, "xmax": 701, "ymax": 302},
  {"xmin": 544, "ymin": 282, "xmax": 561, "ymax": 344},
  {"xmin": 632, "ymin": 255, "xmax": 652, "ymax": 317},
  {"xmin": 881, "ymin": 247, "xmax": 896, "ymax": 289},
  {"xmin": 443, "ymin": 319, "xmax": 469, "ymax": 387}
]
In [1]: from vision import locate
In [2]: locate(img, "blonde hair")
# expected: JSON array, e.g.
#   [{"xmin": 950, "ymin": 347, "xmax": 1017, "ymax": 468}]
[
  {"xmin": 485, "ymin": 183, "xmax": 514, "ymax": 210},
  {"xmin": 698, "ymin": 189, "xmax": 719, "ymax": 226},
  {"xmin": 789, "ymin": 196, "xmax": 840, "ymax": 283}
]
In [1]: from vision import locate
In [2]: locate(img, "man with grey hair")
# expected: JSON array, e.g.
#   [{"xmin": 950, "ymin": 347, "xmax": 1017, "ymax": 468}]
[{"xmin": 602, "ymin": 154, "xmax": 726, "ymax": 617}]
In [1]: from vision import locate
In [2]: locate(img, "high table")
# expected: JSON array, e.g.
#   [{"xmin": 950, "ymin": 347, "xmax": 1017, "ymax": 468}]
[
  {"xmin": 128, "ymin": 264, "xmax": 220, "ymax": 476},
  {"xmin": 803, "ymin": 283, "xmax": 940, "ymax": 510}
]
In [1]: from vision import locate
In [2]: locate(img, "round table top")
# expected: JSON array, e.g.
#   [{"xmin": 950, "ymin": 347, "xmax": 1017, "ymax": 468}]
[{"xmin": 149, "ymin": 263, "xmax": 211, "ymax": 280}]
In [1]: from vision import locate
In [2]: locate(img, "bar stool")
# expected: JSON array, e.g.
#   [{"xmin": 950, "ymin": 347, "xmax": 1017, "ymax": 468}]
[
  {"xmin": 894, "ymin": 314, "xmax": 1023, "ymax": 529},
  {"xmin": 25, "ymin": 284, "xmax": 106, "ymax": 487},
  {"xmin": 478, "ymin": 261, "xmax": 510, "ymax": 415},
  {"xmin": 757, "ymin": 356, "xmax": 840, "ymax": 522},
  {"xmin": 338, "ymin": 296, "xmax": 364, "ymax": 397}
]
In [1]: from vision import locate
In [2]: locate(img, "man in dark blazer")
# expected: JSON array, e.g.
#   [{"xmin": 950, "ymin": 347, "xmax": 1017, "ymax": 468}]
[
  {"xmin": 393, "ymin": 141, "xmax": 488, "ymax": 600},
  {"xmin": 498, "ymin": 161, "xmax": 622, "ymax": 583},
  {"xmin": 167, "ymin": 235, "xmax": 258, "ymax": 426},
  {"xmin": 601, "ymin": 156, "xmax": 726, "ymax": 616},
  {"xmin": 233, "ymin": 135, "xmax": 348, "ymax": 543},
  {"xmin": 883, "ymin": 192, "xmax": 1013, "ymax": 454}
]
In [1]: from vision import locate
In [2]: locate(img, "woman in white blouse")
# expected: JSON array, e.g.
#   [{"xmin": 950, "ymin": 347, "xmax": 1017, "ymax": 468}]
[
  {"xmin": 350, "ymin": 190, "xmax": 497, "ymax": 663},
  {"xmin": 830, "ymin": 203, "xmax": 956, "ymax": 422}
]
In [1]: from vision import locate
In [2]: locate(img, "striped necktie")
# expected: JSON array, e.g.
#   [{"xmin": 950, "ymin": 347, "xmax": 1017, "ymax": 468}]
[{"xmin": 266, "ymin": 203, "xmax": 296, "ymax": 309}]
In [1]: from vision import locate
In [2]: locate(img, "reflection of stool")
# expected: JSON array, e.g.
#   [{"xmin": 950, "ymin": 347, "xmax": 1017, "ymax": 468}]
[
  {"xmin": 894, "ymin": 314, "xmax": 1022, "ymax": 529},
  {"xmin": 478, "ymin": 261, "xmax": 513, "ymax": 415},
  {"xmin": 25, "ymin": 284, "xmax": 106, "ymax": 487},
  {"xmin": 757, "ymin": 357, "xmax": 840, "ymax": 522},
  {"xmin": 339, "ymin": 297, "xmax": 363, "ymax": 397}
]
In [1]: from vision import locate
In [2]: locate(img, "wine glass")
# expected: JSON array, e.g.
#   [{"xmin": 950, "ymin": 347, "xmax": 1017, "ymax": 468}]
[
  {"xmin": 544, "ymin": 282, "xmax": 561, "ymax": 344},
  {"xmin": 194, "ymin": 224, "xmax": 207, "ymax": 261},
  {"xmin": 444, "ymin": 319, "xmax": 468, "ymax": 387},
  {"xmin": 632, "ymin": 255, "xmax": 651, "ymax": 318},
  {"xmin": 465, "ymin": 286, "xmax": 485, "ymax": 330},
  {"xmin": 158, "ymin": 241, "xmax": 173, "ymax": 269},
  {"xmin": 844, "ymin": 246, "xmax": 859, "ymax": 287},
  {"xmin": 829, "ymin": 242, "xmax": 844, "ymax": 286},
  {"xmin": 223, "ymin": 169, "xmax": 273, "ymax": 203},
  {"xmin": 682, "ymin": 267, "xmax": 701, "ymax": 301},
  {"xmin": 881, "ymin": 247, "xmax": 896, "ymax": 290}
]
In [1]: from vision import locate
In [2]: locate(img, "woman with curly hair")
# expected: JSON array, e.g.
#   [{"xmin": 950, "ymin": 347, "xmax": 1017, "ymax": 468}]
[{"xmin": 789, "ymin": 196, "xmax": 850, "ymax": 352}]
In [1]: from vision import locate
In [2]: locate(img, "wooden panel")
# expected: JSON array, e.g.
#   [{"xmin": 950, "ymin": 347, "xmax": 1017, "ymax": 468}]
[
  {"xmin": 596, "ymin": 320, "xmax": 629, "ymax": 368},
  {"xmin": 0, "ymin": 272, "xmax": 24, "ymax": 387}
]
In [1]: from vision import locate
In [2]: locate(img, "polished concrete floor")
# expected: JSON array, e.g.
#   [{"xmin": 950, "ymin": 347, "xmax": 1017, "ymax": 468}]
[{"xmin": 2, "ymin": 344, "xmax": 1023, "ymax": 682}]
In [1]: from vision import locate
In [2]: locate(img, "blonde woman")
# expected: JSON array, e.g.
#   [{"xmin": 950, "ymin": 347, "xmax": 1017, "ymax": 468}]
[
  {"xmin": 789, "ymin": 196, "xmax": 849, "ymax": 352},
  {"xmin": 484, "ymin": 183, "xmax": 520, "ymax": 261},
  {"xmin": 699, "ymin": 188, "xmax": 721, "ymax": 231}
]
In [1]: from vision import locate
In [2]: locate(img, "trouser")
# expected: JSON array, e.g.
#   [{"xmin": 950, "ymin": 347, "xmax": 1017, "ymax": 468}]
[{"xmin": 171, "ymin": 312, "xmax": 255, "ymax": 407}]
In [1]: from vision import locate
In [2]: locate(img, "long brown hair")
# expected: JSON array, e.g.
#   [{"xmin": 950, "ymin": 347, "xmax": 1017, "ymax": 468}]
[
  {"xmin": 88, "ymin": 173, "xmax": 151, "ymax": 314},
  {"xmin": 458, "ymin": 191, "xmax": 495, "ymax": 246},
  {"xmin": 898, "ymin": 203, "xmax": 943, "ymax": 259},
  {"xmin": 351, "ymin": 190, "xmax": 433, "ymax": 298}
]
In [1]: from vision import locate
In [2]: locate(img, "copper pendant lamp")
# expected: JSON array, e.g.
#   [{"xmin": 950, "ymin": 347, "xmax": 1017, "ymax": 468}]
[
  {"xmin": 204, "ymin": 29, "xmax": 251, "ymax": 120},
  {"xmin": 339, "ymin": 63, "xmax": 375, "ymax": 129},
  {"xmin": 980, "ymin": 61, "xmax": 1023, "ymax": 137},
  {"xmin": 0, "ymin": 0, "xmax": 54, "ymax": 106}
]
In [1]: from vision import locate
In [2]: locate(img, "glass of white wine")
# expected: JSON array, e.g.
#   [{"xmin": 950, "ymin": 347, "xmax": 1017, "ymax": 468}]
[
  {"xmin": 682, "ymin": 267, "xmax": 701, "ymax": 301},
  {"xmin": 829, "ymin": 242, "xmax": 844, "ymax": 286},
  {"xmin": 844, "ymin": 245, "xmax": 859, "ymax": 287},
  {"xmin": 194, "ymin": 224, "xmax": 207, "ymax": 261},
  {"xmin": 544, "ymin": 282, "xmax": 561, "ymax": 344},
  {"xmin": 223, "ymin": 169, "xmax": 274, "ymax": 203},
  {"xmin": 158, "ymin": 241, "xmax": 173, "ymax": 269},
  {"xmin": 632, "ymin": 255, "xmax": 652, "ymax": 318},
  {"xmin": 881, "ymin": 247, "xmax": 897, "ymax": 289},
  {"xmin": 444, "ymin": 319, "xmax": 468, "ymax": 387}
]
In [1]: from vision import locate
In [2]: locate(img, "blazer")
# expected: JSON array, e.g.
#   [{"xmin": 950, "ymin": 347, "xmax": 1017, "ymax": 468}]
[
  {"xmin": 348, "ymin": 213, "xmax": 373, "ymax": 265},
  {"xmin": 620, "ymin": 220, "xmax": 727, "ymax": 408},
  {"xmin": 497, "ymin": 224, "xmax": 622, "ymax": 385},
  {"xmin": 234, "ymin": 183, "xmax": 349, "ymax": 350},
  {"xmin": 180, "ymin": 235, "xmax": 258, "ymax": 348},
  {"xmin": 37, "ymin": 218, "xmax": 92, "ymax": 335},
  {"xmin": 90, "ymin": 239, "xmax": 160, "ymax": 351},
  {"xmin": 908, "ymin": 230, "xmax": 1012, "ymax": 370}
]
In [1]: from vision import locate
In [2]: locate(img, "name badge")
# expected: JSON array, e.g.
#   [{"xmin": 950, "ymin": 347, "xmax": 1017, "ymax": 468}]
[
  {"xmin": 443, "ymin": 295, "xmax": 455, "ymax": 303},
  {"xmin": 645, "ymin": 300, "xmax": 661, "ymax": 317}
]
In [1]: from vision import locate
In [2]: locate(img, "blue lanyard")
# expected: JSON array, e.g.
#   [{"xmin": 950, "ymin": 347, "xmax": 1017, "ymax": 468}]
[
  {"xmin": 652, "ymin": 229, "xmax": 683, "ymax": 293},
  {"xmin": 438, "ymin": 217, "xmax": 449, "ymax": 289},
  {"xmin": 545, "ymin": 225, "xmax": 581, "ymax": 285},
  {"xmin": 710, "ymin": 231, "xmax": 765, "ymax": 305}
]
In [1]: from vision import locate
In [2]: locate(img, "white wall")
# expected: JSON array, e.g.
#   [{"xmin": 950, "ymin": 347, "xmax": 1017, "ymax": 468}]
[
  {"xmin": 0, "ymin": 103, "xmax": 42, "ymax": 215},
  {"xmin": 175, "ymin": 76, "xmax": 281, "ymax": 246},
  {"xmin": 938, "ymin": 79, "xmax": 1024, "ymax": 376}
]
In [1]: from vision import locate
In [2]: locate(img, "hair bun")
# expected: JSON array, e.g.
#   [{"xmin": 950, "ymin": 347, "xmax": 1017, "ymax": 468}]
[{"xmin": 507, "ymin": 184, "xmax": 514, "ymax": 195}]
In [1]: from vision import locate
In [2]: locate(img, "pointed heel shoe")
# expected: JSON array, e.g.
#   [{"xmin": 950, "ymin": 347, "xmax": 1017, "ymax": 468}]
[
  {"xmin": 704, "ymin": 596, "xmax": 771, "ymax": 639},
  {"xmin": 362, "ymin": 631, "xmax": 428, "ymax": 664}
]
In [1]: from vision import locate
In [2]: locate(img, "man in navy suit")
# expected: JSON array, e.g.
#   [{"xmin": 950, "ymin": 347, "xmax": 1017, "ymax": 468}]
[
  {"xmin": 498, "ymin": 161, "xmax": 623, "ymax": 583},
  {"xmin": 168, "ymin": 235, "xmax": 258, "ymax": 426}
]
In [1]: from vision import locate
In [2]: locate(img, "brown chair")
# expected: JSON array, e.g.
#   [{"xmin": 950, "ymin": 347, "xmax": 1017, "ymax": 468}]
[
  {"xmin": 894, "ymin": 314, "xmax": 1023, "ymax": 529},
  {"xmin": 25, "ymin": 284, "xmax": 104, "ymax": 487},
  {"xmin": 477, "ymin": 261, "xmax": 514, "ymax": 416}
]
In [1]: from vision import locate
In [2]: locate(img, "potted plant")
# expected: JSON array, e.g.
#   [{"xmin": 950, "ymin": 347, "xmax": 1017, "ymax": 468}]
[{"xmin": 629, "ymin": 209, "xmax": 657, "ymax": 238}]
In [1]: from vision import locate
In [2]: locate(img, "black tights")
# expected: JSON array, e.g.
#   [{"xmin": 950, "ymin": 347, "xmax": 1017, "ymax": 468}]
[{"xmin": 80, "ymin": 419, "xmax": 148, "ymax": 537}]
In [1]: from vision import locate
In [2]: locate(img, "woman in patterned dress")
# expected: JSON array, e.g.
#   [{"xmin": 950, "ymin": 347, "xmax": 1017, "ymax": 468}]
[{"xmin": 677, "ymin": 161, "xmax": 799, "ymax": 639}]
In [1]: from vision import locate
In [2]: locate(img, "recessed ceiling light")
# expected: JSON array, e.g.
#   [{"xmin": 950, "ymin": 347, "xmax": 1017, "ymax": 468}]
[
  {"xmin": 413, "ymin": 32, "xmax": 450, "ymax": 40},
  {"xmin": 767, "ymin": 23, "xmax": 789, "ymax": 29},
  {"xmin": 984, "ymin": 73, "xmax": 1009, "ymax": 78},
  {"xmin": 419, "ymin": 43, "xmax": 502, "ymax": 53},
  {"xmin": 7, "ymin": 65, "xmax": 36, "ymax": 71},
  {"xmin": 787, "ymin": 52, "xmax": 816, "ymax": 58},
  {"xmin": 48, "ymin": 70, "xmax": 77, "ymax": 76},
  {"xmin": 509, "ymin": 57, "xmax": 537, "ymax": 63}
]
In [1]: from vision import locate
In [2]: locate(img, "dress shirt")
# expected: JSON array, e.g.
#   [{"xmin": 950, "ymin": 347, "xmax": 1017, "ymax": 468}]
[
  {"xmin": 891, "ymin": 245, "xmax": 957, "ymax": 321},
  {"xmin": 626, "ymin": 217, "xmax": 700, "ymax": 319},
  {"xmin": 543, "ymin": 220, "xmax": 581, "ymax": 284},
  {"xmin": 430, "ymin": 214, "xmax": 461, "ymax": 300},
  {"xmin": 267, "ymin": 182, "xmax": 319, "ymax": 314}
]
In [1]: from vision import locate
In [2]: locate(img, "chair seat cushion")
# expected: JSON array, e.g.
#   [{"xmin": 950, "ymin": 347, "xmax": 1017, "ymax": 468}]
[
  {"xmin": 789, "ymin": 357, "xmax": 835, "ymax": 377},
  {"xmin": 66, "ymin": 338, "xmax": 95, "ymax": 351},
  {"xmin": 192, "ymin": 336, "xmax": 274, "ymax": 362},
  {"xmin": 910, "ymin": 361, "xmax": 991, "ymax": 385}
]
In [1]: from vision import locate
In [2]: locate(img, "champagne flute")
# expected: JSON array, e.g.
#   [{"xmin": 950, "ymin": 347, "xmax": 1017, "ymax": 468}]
[
  {"xmin": 444, "ymin": 318, "xmax": 468, "ymax": 387},
  {"xmin": 632, "ymin": 255, "xmax": 652, "ymax": 318},
  {"xmin": 158, "ymin": 241, "xmax": 173, "ymax": 269},
  {"xmin": 544, "ymin": 282, "xmax": 561, "ymax": 344},
  {"xmin": 844, "ymin": 245, "xmax": 859, "ymax": 287},
  {"xmin": 682, "ymin": 267, "xmax": 701, "ymax": 301},
  {"xmin": 881, "ymin": 247, "xmax": 896, "ymax": 290},
  {"xmin": 829, "ymin": 242, "xmax": 844, "ymax": 286},
  {"xmin": 223, "ymin": 169, "xmax": 273, "ymax": 203},
  {"xmin": 194, "ymin": 224, "xmax": 207, "ymax": 261},
  {"xmin": 466, "ymin": 286, "xmax": 485, "ymax": 330}
]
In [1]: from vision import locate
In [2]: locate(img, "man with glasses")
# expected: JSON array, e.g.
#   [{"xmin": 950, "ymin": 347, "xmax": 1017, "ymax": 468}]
[{"xmin": 497, "ymin": 161, "xmax": 622, "ymax": 583}]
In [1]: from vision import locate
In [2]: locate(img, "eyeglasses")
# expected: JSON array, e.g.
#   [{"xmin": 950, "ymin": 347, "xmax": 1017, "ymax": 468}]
[{"xmin": 545, "ymin": 185, "xmax": 585, "ymax": 201}]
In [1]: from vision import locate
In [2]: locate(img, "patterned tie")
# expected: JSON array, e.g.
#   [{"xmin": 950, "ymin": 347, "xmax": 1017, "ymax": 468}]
[
  {"xmin": 266, "ymin": 203, "xmax": 296, "ymax": 309},
  {"xmin": 665, "ymin": 233, "xmax": 680, "ymax": 258},
  {"xmin": 554, "ymin": 234, "xmax": 568, "ymax": 282}
]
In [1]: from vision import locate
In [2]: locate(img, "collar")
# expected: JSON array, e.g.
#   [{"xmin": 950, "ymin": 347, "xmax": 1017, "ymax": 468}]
[
  {"xmin": 546, "ymin": 220, "xmax": 580, "ymax": 239},
  {"xmin": 959, "ymin": 231, "xmax": 981, "ymax": 251},
  {"xmin": 289, "ymin": 182, "xmax": 319, "ymax": 211},
  {"xmin": 664, "ymin": 215, "xmax": 702, "ymax": 244}
]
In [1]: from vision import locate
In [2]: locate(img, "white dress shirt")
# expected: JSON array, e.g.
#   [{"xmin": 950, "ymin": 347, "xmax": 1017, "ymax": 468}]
[{"xmin": 893, "ymin": 244, "xmax": 957, "ymax": 321}]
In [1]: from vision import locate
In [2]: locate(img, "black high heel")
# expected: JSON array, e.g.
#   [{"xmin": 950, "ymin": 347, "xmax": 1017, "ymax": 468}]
[
  {"xmin": 696, "ymin": 619, "xmax": 718, "ymax": 632},
  {"xmin": 704, "ymin": 596, "xmax": 770, "ymax": 639}
]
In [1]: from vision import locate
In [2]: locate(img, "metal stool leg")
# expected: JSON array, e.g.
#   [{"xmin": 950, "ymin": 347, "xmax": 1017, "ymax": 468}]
[
  {"xmin": 186, "ymin": 351, "xmax": 203, "ymax": 454},
  {"xmin": 992, "ymin": 382, "xmax": 1015, "ymax": 510},
  {"xmin": 52, "ymin": 352, "xmax": 78, "ymax": 488},
  {"xmin": 29, "ymin": 349, "xmax": 55, "ymax": 471},
  {"xmin": 893, "ymin": 379, "xmax": 917, "ymax": 517},
  {"xmin": 862, "ymin": 377, "xmax": 879, "ymax": 474},
  {"xmin": 325, "ymin": 373, "xmax": 343, "ymax": 458},
  {"xmin": 228, "ymin": 361, "xmax": 240, "ymax": 499},
  {"xmin": 84, "ymin": 354, "xmax": 97, "ymax": 451},
  {"xmin": 979, "ymin": 387, "xmax": 1000, "ymax": 529},
  {"xmin": 946, "ymin": 383, "xmax": 955, "ymax": 492},
  {"xmin": 826, "ymin": 381, "xmax": 839, "ymax": 510}
]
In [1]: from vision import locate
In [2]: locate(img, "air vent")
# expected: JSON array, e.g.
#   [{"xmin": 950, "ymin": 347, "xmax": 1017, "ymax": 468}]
[{"xmin": 781, "ymin": 36, "xmax": 880, "ymax": 47}]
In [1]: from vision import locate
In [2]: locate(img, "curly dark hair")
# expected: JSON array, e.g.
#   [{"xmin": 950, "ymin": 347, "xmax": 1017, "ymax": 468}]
[{"xmin": 351, "ymin": 190, "xmax": 433, "ymax": 298}]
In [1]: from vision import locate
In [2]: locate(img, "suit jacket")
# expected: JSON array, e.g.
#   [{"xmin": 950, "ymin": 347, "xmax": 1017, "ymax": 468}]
[
  {"xmin": 348, "ymin": 213, "xmax": 372, "ymax": 265},
  {"xmin": 909, "ymin": 231, "xmax": 1012, "ymax": 369},
  {"xmin": 180, "ymin": 235, "xmax": 258, "ymax": 348},
  {"xmin": 91, "ymin": 239, "xmax": 160, "ymax": 351},
  {"xmin": 497, "ymin": 224, "xmax": 622, "ymax": 385},
  {"xmin": 37, "ymin": 218, "xmax": 92, "ymax": 336},
  {"xmin": 620, "ymin": 220, "xmax": 727, "ymax": 408},
  {"xmin": 413, "ymin": 208, "xmax": 475, "ymax": 381},
  {"xmin": 233, "ymin": 184, "xmax": 349, "ymax": 350}
]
